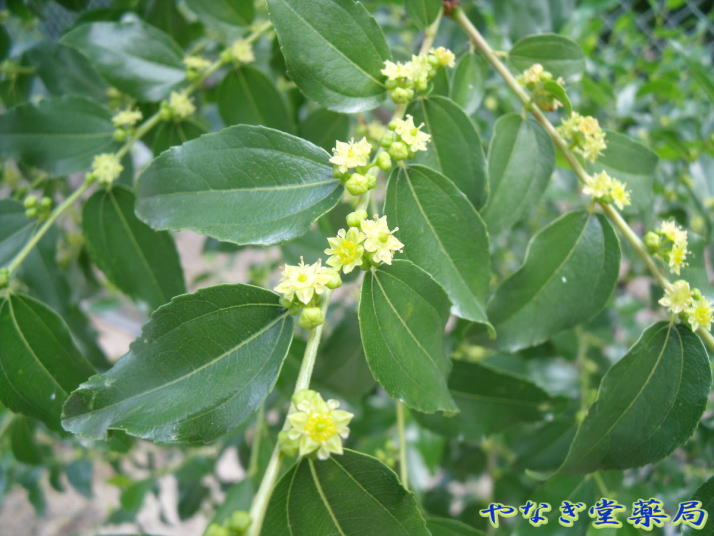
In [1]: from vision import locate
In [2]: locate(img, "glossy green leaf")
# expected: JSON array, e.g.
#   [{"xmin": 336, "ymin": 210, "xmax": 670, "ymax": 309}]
[
  {"xmin": 509, "ymin": 33, "xmax": 585, "ymax": 78},
  {"xmin": 481, "ymin": 113, "xmax": 554, "ymax": 235},
  {"xmin": 450, "ymin": 52, "xmax": 487, "ymax": 116},
  {"xmin": 186, "ymin": 0, "xmax": 254, "ymax": 27},
  {"xmin": 691, "ymin": 477, "xmax": 714, "ymax": 536},
  {"xmin": 267, "ymin": 0, "xmax": 390, "ymax": 112},
  {"xmin": 0, "ymin": 199, "xmax": 35, "ymax": 267},
  {"xmin": 217, "ymin": 66, "xmax": 295, "ymax": 133},
  {"xmin": 385, "ymin": 165, "xmax": 490, "ymax": 325},
  {"xmin": 62, "ymin": 284, "xmax": 293, "ymax": 443},
  {"xmin": 488, "ymin": 211, "xmax": 620, "ymax": 351},
  {"xmin": 0, "ymin": 294, "xmax": 95, "ymax": 430},
  {"xmin": 136, "ymin": 125, "xmax": 342, "ymax": 246},
  {"xmin": 263, "ymin": 449, "xmax": 430, "ymax": 535},
  {"xmin": 10, "ymin": 417, "xmax": 43, "ymax": 465},
  {"xmin": 147, "ymin": 119, "xmax": 206, "ymax": 155},
  {"xmin": 359, "ymin": 259, "xmax": 457, "ymax": 414},
  {"xmin": 82, "ymin": 186, "xmax": 185, "ymax": 311},
  {"xmin": 61, "ymin": 20, "xmax": 186, "ymax": 101},
  {"xmin": 558, "ymin": 322, "xmax": 711, "ymax": 474},
  {"xmin": 405, "ymin": 0, "xmax": 441, "ymax": 29},
  {"xmin": 409, "ymin": 96, "xmax": 488, "ymax": 208},
  {"xmin": 428, "ymin": 518, "xmax": 486, "ymax": 535},
  {"xmin": 0, "ymin": 96, "xmax": 116, "ymax": 175},
  {"xmin": 298, "ymin": 108, "xmax": 350, "ymax": 152}
]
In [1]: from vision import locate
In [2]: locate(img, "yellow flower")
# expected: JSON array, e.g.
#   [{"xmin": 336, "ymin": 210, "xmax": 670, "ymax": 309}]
[
  {"xmin": 658, "ymin": 220, "xmax": 688, "ymax": 248},
  {"xmin": 167, "ymin": 91, "xmax": 196, "ymax": 119},
  {"xmin": 90, "ymin": 153, "xmax": 123, "ymax": 185},
  {"xmin": 325, "ymin": 227, "xmax": 366, "ymax": 274},
  {"xmin": 329, "ymin": 137, "xmax": 372, "ymax": 169},
  {"xmin": 583, "ymin": 171, "xmax": 613, "ymax": 199},
  {"xmin": 360, "ymin": 216, "xmax": 404, "ymax": 265},
  {"xmin": 687, "ymin": 295, "xmax": 713, "ymax": 332},
  {"xmin": 183, "ymin": 55, "xmax": 212, "ymax": 71},
  {"xmin": 392, "ymin": 114, "xmax": 431, "ymax": 152},
  {"xmin": 668, "ymin": 244, "xmax": 688, "ymax": 275},
  {"xmin": 274, "ymin": 258, "xmax": 332, "ymax": 305},
  {"xmin": 111, "ymin": 108, "xmax": 142, "ymax": 128},
  {"xmin": 430, "ymin": 47, "xmax": 455, "ymax": 68},
  {"xmin": 609, "ymin": 178, "xmax": 631, "ymax": 210},
  {"xmin": 659, "ymin": 280, "xmax": 694, "ymax": 315},
  {"xmin": 229, "ymin": 40, "xmax": 254, "ymax": 63},
  {"xmin": 558, "ymin": 112, "xmax": 607, "ymax": 162},
  {"xmin": 284, "ymin": 390, "xmax": 353, "ymax": 460},
  {"xmin": 518, "ymin": 63, "xmax": 547, "ymax": 85},
  {"xmin": 380, "ymin": 60, "xmax": 415, "ymax": 81}
]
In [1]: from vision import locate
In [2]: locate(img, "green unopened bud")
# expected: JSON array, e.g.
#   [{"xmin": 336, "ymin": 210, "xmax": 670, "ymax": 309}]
[
  {"xmin": 0, "ymin": 268, "xmax": 9, "ymax": 289},
  {"xmin": 299, "ymin": 307, "xmax": 324, "ymax": 329},
  {"xmin": 388, "ymin": 141, "xmax": 409, "ymax": 161},
  {"xmin": 414, "ymin": 76, "xmax": 429, "ymax": 92},
  {"xmin": 227, "ymin": 511, "xmax": 252, "ymax": 532},
  {"xmin": 385, "ymin": 78, "xmax": 398, "ymax": 90},
  {"xmin": 332, "ymin": 165, "xmax": 349, "ymax": 179},
  {"xmin": 644, "ymin": 231, "xmax": 661, "ymax": 253},
  {"xmin": 324, "ymin": 269, "xmax": 342, "ymax": 289},
  {"xmin": 366, "ymin": 171, "xmax": 377, "ymax": 190},
  {"xmin": 278, "ymin": 430, "xmax": 299, "ymax": 457},
  {"xmin": 346, "ymin": 209, "xmax": 368, "ymax": 227},
  {"xmin": 113, "ymin": 128, "xmax": 127, "ymax": 142},
  {"xmin": 376, "ymin": 151, "xmax": 392, "ymax": 171},
  {"xmin": 205, "ymin": 523, "xmax": 230, "ymax": 536},
  {"xmin": 380, "ymin": 131, "xmax": 397, "ymax": 148},
  {"xmin": 345, "ymin": 173, "xmax": 369, "ymax": 195},
  {"xmin": 23, "ymin": 195, "xmax": 37, "ymax": 208},
  {"xmin": 389, "ymin": 87, "xmax": 413, "ymax": 103},
  {"xmin": 25, "ymin": 207, "xmax": 37, "ymax": 218},
  {"xmin": 40, "ymin": 197, "xmax": 52, "ymax": 209}
]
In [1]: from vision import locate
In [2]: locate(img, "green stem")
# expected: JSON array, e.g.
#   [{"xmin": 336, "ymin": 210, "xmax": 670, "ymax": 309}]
[
  {"xmin": 453, "ymin": 8, "xmax": 714, "ymax": 352},
  {"xmin": 419, "ymin": 11, "xmax": 442, "ymax": 55},
  {"xmin": 248, "ymin": 405, "xmax": 266, "ymax": 478},
  {"xmin": 396, "ymin": 401, "xmax": 409, "ymax": 488}
]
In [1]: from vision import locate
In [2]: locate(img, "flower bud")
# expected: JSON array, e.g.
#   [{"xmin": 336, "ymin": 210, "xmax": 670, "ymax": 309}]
[
  {"xmin": 227, "ymin": 511, "xmax": 252, "ymax": 532},
  {"xmin": 40, "ymin": 197, "xmax": 52, "ymax": 209},
  {"xmin": 324, "ymin": 269, "xmax": 342, "ymax": 289},
  {"xmin": 278, "ymin": 430, "xmax": 299, "ymax": 457},
  {"xmin": 644, "ymin": 231, "xmax": 661, "ymax": 253},
  {"xmin": 299, "ymin": 307, "xmax": 324, "ymax": 329},
  {"xmin": 25, "ymin": 207, "xmax": 37, "ymax": 218},
  {"xmin": 388, "ymin": 141, "xmax": 409, "ymax": 161},
  {"xmin": 376, "ymin": 150, "xmax": 392, "ymax": 171},
  {"xmin": 113, "ymin": 129, "xmax": 127, "ymax": 142},
  {"xmin": 23, "ymin": 195, "xmax": 37, "ymax": 209},
  {"xmin": 380, "ymin": 131, "xmax": 397, "ymax": 148},
  {"xmin": 346, "ymin": 209, "xmax": 368, "ymax": 227},
  {"xmin": 332, "ymin": 165, "xmax": 349, "ymax": 179},
  {"xmin": 366, "ymin": 172, "xmax": 377, "ymax": 190},
  {"xmin": 345, "ymin": 173, "xmax": 369, "ymax": 195},
  {"xmin": 0, "ymin": 268, "xmax": 9, "ymax": 289},
  {"xmin": 389, "ymin": 87, "xmax": 413, "ymax": 103}
]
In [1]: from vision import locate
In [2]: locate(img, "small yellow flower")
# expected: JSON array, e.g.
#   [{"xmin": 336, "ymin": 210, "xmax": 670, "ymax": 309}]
[
  {"xmin": 329, "ymin": 137, "xmax": 372, "ymax": 169},
  {"xmin": 111, "ymin": 108, "xmax": 142, "ymax": 128},
  {"xmin": 658, "ymin": 220, "xmax": 688, "ymax": 248},
  {"xmin": 284, "ymin": 389, "xmax": 353, "ymax": 460},
  {"xmin": 430, "ymin": 47, "xmax": 455, "ymax": 68},
  {"xmin": 229, "ymin": 39, "xmax": 254, "ymax": 63},
  {"xmin": 583, "ymin": 171, "xmax": 613, "ymax": 199},
  {"xmin": 659, "ymin": 280, "xmax": 694, "ymax": 315},
  {"xmin": 325, "ymin": 227, "xmax": 366, "ymax": 274},
  {"xmin": 90, "ymin": 153, "xmax": 123, "ymax": 185},
  {"xmin": 380, "ymin": 60, "xmax": 415, "ymax": 81},
  {"xmin": 274, "ymin": 258, "xmax": 332, "ymax": 305},
  {"xmin": 687, "ymin": 295, "xmax": 713, "ymax": 332},
  {"xmin": 183, "ymin": 55, "xmax": 212, "ymax": 71},
  {"xmin": 167, "ymin": 91, "xmax": 196, "ymax": 119},
  {"xmin": 392, "ymin": 115, "xmax": 431, "ymax": 153},
  {"xmin": 558, "ymin": 112, "xmax": 607, "ymax": 162},
  {"xmin": 518, "ymin": 63, "xmax": 547, "ymax": 85},
  {"xmin": 609, "ymin": 178, "xmax": 631, "ymax": 210},
  {"xmin": 668, "ymin": 244, "xmax": 688, "ymax": 275},
  {"xmin": 360, "ymin": 216, "xmax": 404, "ymax": 265}
]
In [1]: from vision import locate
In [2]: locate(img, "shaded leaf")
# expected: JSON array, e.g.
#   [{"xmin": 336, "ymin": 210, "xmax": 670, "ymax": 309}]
[
  {"xmin": 299, "ymin": 108, "xmax": 350, "ymax": 152},
  {"xmin": 450, "ymin": 52, "xmax": 487, "ymax": 116},
  {"xmin": 405, "ymin": 0, "xmax": 442, "ymax": 29},
  {"xmin": 509, "ymin": 33, "xmax": 585, "ymax": 78}
]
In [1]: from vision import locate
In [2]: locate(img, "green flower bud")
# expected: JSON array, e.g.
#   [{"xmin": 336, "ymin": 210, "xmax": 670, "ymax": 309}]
[
  {"xmin": 324, "ymin": 269, "xmax": 342, "ymax": 289},
  {"xmin": 388, "ymin": 141, "xmax": 409, "ymax": 161},
  {"xmin": 366, "ymin": 172, "xmax": 377, "ymax": 190},
  {"xmin": 332, "ymin": 165, "xmax": 349, "ymax": 179},
  {"xmin": 278, "ymin": 430, "xmax": 299, "ymax": 457},
  {"xmin": 644, "ymin": 231, "xmax": 661, "ymax": 253},
  {"xmin": 414, "ymin": 76, "xmax": 429, "ymax": 92},
  {"xmin": 345, "ymin": 173, "xmax": 369, "ymax": 195},
  {"xmin": 385, "ymin": 78, "xmax": 398, "ymax": 90},
  {"xmin": 40, "ymin": 197, "xmax": 52, "ymax": 209},
  {"xmin": 205, "ymin": 523, "xmax": 230, "ymax": 536},
  {"xmin": 346, "ymin": 209, "xmax": 368, "ymax": 227},
  {"xmin": 380, "ymin": 131, "xmax": 397, "ymax": 148},
  {"xmin": 23, "ymin": 195, "xmax": 37, "ymax": 208},
  {"xmin": 25, "ymin": 207, "xmax": 37, "ymax": 218},
  {"xmin": 376, "ymin": 150, "xmax": 392, "ymax": 171},
  {"xmin": 299, "ymin": 307, "xmax": 324, "ymax": 329},
  {"xmin": 389, "ymin": 87, "xmax": 412, "ymax": 103},
  {"xmin": 0, "ymin": 268, "xmax": 9, "ymax": 289},
  {"xmin": 113, "ymin": 129, "xmax": 127, "ymax": 142},
  {"xmin": 227, "ymin": 511, "xmax": 252, "ymax": 532}
]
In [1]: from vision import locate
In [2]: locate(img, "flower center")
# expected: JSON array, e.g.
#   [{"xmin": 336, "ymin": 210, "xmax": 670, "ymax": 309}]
[
  {"xmin": 337, "ymin": 241, "xmax": 359, "ymax": 263},
  {"xmin": 378, "ymin": 232, "xmax": 390, "ymax": 243},
  {"xmin": 297, "ymin": 272, "xmax": 309, "ymax": 283},
  {"xmin": 304, "ymin": 411, "xmax": 338, "ymax": 442}
]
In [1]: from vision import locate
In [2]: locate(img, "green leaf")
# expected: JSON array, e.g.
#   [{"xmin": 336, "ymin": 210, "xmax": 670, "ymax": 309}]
[
  {"xmin": 0, "ymin": 96, "xmax": 116, "ymax": 175},
  {"xmin": 427, "ymin": 518, "xmax": 486, "ymax": 535},
  {"xmin": 185, "ymin": 0, "xmax": 254, "ymax": 27},
  {"xmin": 217, "ymin": 66, "xmax": 295, "ymax": 133},
  {"xmin": 359, "ymin": 259, "xmax": 457, "ymax": 414},
  {"xmin": 691, "ymin": 477, "xmax": 714, "ymax": 536},
  {"xmin": 298, "ymin": 108, "xmax": 350, "ymax": 152},
  {"xmin": 205, "ymin": 479, "xmax": 253, "ymax": 532},
  {"xmin": 488, "ymin": 211, "xmax": 620, "ymax": 351},
  {"xmin": 147, "ymin": 118, "xmax": 206, "ymax": 155},
  {"xmin": 263, "ymin": 449, "xmax": 430, "ymax": 535},
  {"xmin": 450, "ymin": 52, "xmax": 487, "ymax": 116},
  {"xmin": 542, "ymin": 79, "xmax": 572, "ymax": 115},
  {"xmin": 65, "ymin": 459, "xmax": 93, "ymax": 498},
  {"xmin": 10, "ymin": 417, "xmax": 44, "ymax": 465},
  {"xmin": 405, "ymin": 0, "xmax": 441, "ymax": 29},
  {"xmin": 0, "ymin": 199, "xmax": 35, "ymax": 267},
  {"xmin": 82, "ymin": 186, "xmax": 185, "ymax": 311},
  {"xmin": 385, "ymin": 165, "xmax": 491, "ymax": 325},
  {"xmin": 0, "ymin": 294, "xmax": 95, "ymax": 430},
  {"xmin": 509, "ymin": 33, "xmax": 585, "ymax": 78},
  {"xmin": 61, "ymin": 284, "xmax": 293, "ymax": 443},
  {"xmin": 267, "ymin": 0, "xmax": 390, "ymax": 112},
  {"xmin": 409, "ymin": 96, "xmax": 488, "ymax": 208},
  {"xmin": 481, "ymin": 113, "xmax": 554, "ymax": 235},
  {"xmin": 558, "ymin": 322, "xmax": 711, "ymax": 474},
  {"xmin": 136, "ymin": 125, "xmax": 342, "ymax": 245},
  {"xmin": 61, "ymin": 20, "xmax": 186, "ymax": 101}
]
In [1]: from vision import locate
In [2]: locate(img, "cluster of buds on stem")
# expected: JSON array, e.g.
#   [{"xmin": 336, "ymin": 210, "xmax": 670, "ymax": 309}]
[
  {"xmin": 582, "ymin": 171, "xmax": 631, "ymax": 210},
  {"xmin": 516, "ymin": 63, "xmax": 566, "ymax": 112},
  {"xmin": 381, "ymin": 47, "xmax": 455, "ymax": 104},
  {"xmin": 659, "ymin": 280, "xmax": 712, "ymax": 333},
  {"xmin": 558, "ymin": 112, "xmax": 608, "ymax": 162},
  {"xmin": 645, "ymin": 220, "xmax": 689, "ymax": 275},
  {"xmin": 159, "ymin": 91, "xmax": 196, "ymax": 121},
  {"xmin": 205, "ymin": 510, "xmax": 251, "ymax": 536},
  {"xmin": 220, "ymin": 39, "xmax": 255, "ymax": 65},
  {"xmin": 183, "ymin": 55, "xmax": 212, "ymax": 81},
  {"xmin": 274, "ymin": 258, "xmax": 340, "ymax": 329},
  {"xmin": 111, "ymin": 107, "xmax": 142, "ymax": 142},
  {"xmin": 86, "ymin": 153, "xmax": 123, "ymax": 186},
  {"xmin": 23, "ymin": 194, "xmax": 52, "ymax": 220}
]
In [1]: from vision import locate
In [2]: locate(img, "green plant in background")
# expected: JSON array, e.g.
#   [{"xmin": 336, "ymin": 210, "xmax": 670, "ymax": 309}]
[{"xmin": 0, "ymin": 0, "xmax": 712, "ymax": 534}]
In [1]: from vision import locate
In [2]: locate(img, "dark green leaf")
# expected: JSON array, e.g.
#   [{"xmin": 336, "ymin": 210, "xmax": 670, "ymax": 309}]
[
  {"xmin": 385, "ymin": 165, "xmax": 491, "ymax": 325},
  {"xmin": 148, "ymin": 119, "xmax": 206, "ymax": 155},
  {"xmin": 0, "ymin": 199, "xmax": 35, "ymax": 267},
  {"xmin": 263, "ymin": 449, "xmax": 430, "ymax": 535},
  {"xmin": 450, "ymin": 52, "xmax": 487, "ymax": 116},
  {"xmin": 10, "ymin": 417, "xmax": 43, "ymax": 465},
  {"xmin": 136, "ymin": 125, "xmax": 342, "ymax": 246},
  {"xmin": 488, "ymin": 211, "xmax": 620, "ymax": 351},
  {"xmin": 481, "ymin": 113, "xmax": 554, "ymax": 235},
  {"xmin": 206, "ymin": 479, "xmax": 253, "ymax": 531},
  {"xmin": 217, "ymin": 66, "xmax": 295, "ymax": 133},
  {"xmin": 0, "ymin": 294, "xmax": 95, "ymax": 430},
  {"xmin": 409, "ymin": 96, "xmax": 488, "ymax": 208},
  {"xmin": 298, "ymin": 108, "xmax": 350, "ymax": 152},
  {"xmin": 176, "ymin": 457, "xmax": 212, "ymax": 519},
  {"xmin": 558, "ymin": 322, "xmax": 711, "ymax": 474},
  {"xmin": 0, "ymin": 96, "xmax": 116, "ymax": 175},
  {"xmin": 405, "ymin": 0, "xmax": 441, "ymax": 29},
  {"xmin": 691, "ymin": 477, "xmax": 714, "ymax": 536},
  {"xmin": 509, "ymin": 33, "xmax": 585, "ymax": 78},
  {"xmin": 62, "ymin": 284, "xmax": 293, "ymax": 443},
  {"xmin": 267, "ymin": 0, "xmax": 390, "ymax": 112},
  {"xmin": 82, "ymin": 185, "xmax": 185, "ymax": 311},
  {"xmin": 428, "ymin": 518, "xmax": 486, "ymax": 535},
  {"xmin": 61, "ymin": 20, "xmax": 186, "ymax": 101},
  {"xmin": 359, "ymin": 259, "xmax": 457, "ymax": 413},
  {"xmin": 186, "ymin": 0, "xmax": 254, "ymax": 27}
]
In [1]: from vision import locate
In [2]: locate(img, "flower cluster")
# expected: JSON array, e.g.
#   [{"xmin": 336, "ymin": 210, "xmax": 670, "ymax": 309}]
[
  {"xmin": 111, "ymin": 108, "xmax": 142, "ymax": 141},
  {"xmin": 87, "ymin": 153, "xmax": 123, "ymax": 185},
  {"xmin": 278, "ymin": 389, "xmax": 353, "ymax": 460},
  {"xmin": 381, "ymin": 47, "xmax": 455, "ymax": 104},
  {"xmin": 582, "ymin": 171, "xmax": 631, "ymax": 210},
  {"xmin": 558, "ymin": 112, "xmax": 607, "ymax": 162},
  {"xmin": 274, "ymin": 258, "xmax": 340, "ymax": 328},
  {"xmin": 645, "ymin": 220, "xmax": 690, "ymax": 275},
  {"xmin": 659, "ymin": 280, "xmax": 712, "ymax": 332},
  {"xmin": 220, "ymin": 39, "xmax": 255, "ymax": 65},
  {"xmin": 379, "ymin": 114, "xmax": 431, "ymax": 163},
  {"xmin": 23, "ymin": 194, "xmax": 52, "ymax": 220},
  {"xmin": 516, "ymin": 63, "xmax": 565, "ymax": 112},
  {"xmin": 159, "ymin": 91, "xmax": 196, "ymax": 121},
  {"xmin": 325, "ymin": 212, "xmax": 404, "ymax": 272},
  {"xmin": 205, "ymin": 511, "xmax": 251, "ymax": 536},
  {"xmin": 183, "ymin": 55, "xmax": 212, "ymax": 81}
]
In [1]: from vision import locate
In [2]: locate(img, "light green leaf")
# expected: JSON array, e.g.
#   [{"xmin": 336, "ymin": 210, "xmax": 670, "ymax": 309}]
[
  {"xmin": 427, "ymin": 518, "xmax": 486, "ymax": 535},
  {"xmin": 0, "ymin": 199, "xmax": 35, "ymax": 267},
  {"xmin": 61, "ymin": 20, "xmax": 186, "ymax": 101},
  {"xmin": 481, "ymin": 113, "xmax": 554, "ymax": 235},
  {"xmin": 450, "ymin": 51, "xmax": 487, "ymax": 116},
  {"xmin": 299, "ymin": 108, "xmax": 350, "ymax": 152},
  {"xmin": 405, "ymin": 0, "xmax": 442, "ymax": 29},
  {"xmin": 185, "ymin": 0, "xmax": 254, "ymax": 27},
  {"xmin": 82, "ymin": 186, "xmax": 185, "ymax": 311},
  {"xmin": 136, "ymin": 125, "xmax": 343, "ymax": 245},
  {"xmin": 488, "ymin": 211, "xmax": 620, "ymax": 351},
  {"xmin": 0, "ymin": 294, "xmax": 95, "ymax": 430},
  {"xmin": 62, "ymin": 284, "xmax": 293, "ymax": 443},
  {"xmin": 267, "ymin": 0, "xmax": 390, "ymax": 112},
  {"xmin": 217, "ymin": 66, "xmax": 295, "ymax": 133},
  {"xmin": 359, "ymin": 259, "xmax": 457, "ymax": 414},
  {"xmin": 262, "ymin": 449, "xmax": 430, "ymax": 535},
  {"xmin": 409, "ymin": 96, "xmax": 488, "ymax": 208},
  {"xmin": 385, "ymin": 165, "xmax": 490, "ymax": 325},
  {"xmin": 509, "ymin": 33, "xmax": 585, "ymax": 78},
  {"xmin": 558, "ymin": 322, "xmax": 711, "ymax": 474},
  {"xmin": 0, "ymin": 96, "xmax": 116, "ymax": 175}
]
